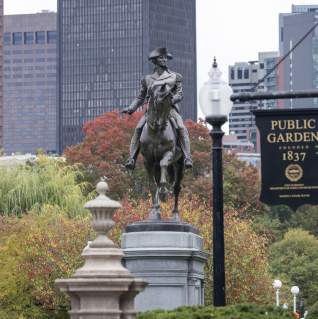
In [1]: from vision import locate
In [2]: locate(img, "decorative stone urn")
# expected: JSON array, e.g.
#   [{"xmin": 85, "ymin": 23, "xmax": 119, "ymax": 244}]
[{"xmin": 55, "ymin": 181, "xmax": 147, "ymax": 319}]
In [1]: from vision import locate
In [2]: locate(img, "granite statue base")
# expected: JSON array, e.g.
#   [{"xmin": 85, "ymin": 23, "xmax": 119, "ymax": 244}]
[{"xmin": 121, "ymin": 220, "xmax": 208, "ymax": 312}]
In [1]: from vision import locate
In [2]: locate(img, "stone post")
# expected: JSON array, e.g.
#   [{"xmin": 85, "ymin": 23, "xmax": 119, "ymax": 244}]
[
  {"xmin": 56, "ymin": 181, "xmax": 147, "ymax": 319},
  {"xmin": 122, "ymin": 221, "xmax": 208, "ymax": 311}
]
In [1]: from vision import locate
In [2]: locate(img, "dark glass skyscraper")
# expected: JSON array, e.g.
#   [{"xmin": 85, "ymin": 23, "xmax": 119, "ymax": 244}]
[
  {"xmin": 3, "ymin": 12, "xmax": 57, "ymax": 154},
  {"xmin": 0, "ymin": 0, "xmax": 3, "ymax": 150},
  {"xmin": 58, "ymin": 0, "xmax": 196, "ymax": 152}
]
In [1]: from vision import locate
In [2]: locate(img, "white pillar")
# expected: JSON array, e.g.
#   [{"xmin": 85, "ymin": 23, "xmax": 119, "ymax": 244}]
[{"xmin": 56, "ymin": 181, "xmax": 147, "ymax": 319}]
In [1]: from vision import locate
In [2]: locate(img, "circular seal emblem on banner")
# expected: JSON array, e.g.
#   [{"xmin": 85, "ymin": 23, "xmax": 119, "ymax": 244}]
[{"xmin": 285, "ymin": 164, "xmax": 303, "ymax": 182}]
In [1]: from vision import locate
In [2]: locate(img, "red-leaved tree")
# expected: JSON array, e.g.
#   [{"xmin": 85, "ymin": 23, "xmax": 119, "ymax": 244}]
[{"xmin": 65, "ymin": 111, "xmax": 264, "ymax": 217}]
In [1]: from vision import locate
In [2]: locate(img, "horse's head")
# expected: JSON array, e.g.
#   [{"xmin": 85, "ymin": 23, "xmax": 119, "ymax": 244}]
[
  {"xmin": 150, "ymin": 83, "xmax": 172, "ymax": 104},
  {"xmin": 147, "ymin": 83, "xmax": 173, "ymax": 131}
]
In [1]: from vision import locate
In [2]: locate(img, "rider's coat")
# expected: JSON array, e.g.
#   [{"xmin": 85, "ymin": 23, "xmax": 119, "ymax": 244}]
[{"xmin": 128, "ymin": 68, "xmax": 185, "ymax": 129}]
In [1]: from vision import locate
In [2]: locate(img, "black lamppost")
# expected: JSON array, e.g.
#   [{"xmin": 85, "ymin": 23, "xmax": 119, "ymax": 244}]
[{"xmin": 199, "ymin": 58, "xmax": 233, "ymax": 307}]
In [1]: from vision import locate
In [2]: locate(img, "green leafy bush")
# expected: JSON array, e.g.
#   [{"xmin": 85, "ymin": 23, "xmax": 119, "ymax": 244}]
[
  {"xmin": 137, "ymin": 304, "xmax": 294, "ymax": 319},
  {"xmin": 0, "ymin": 209, "xmax": 93, "ymax": 319}
]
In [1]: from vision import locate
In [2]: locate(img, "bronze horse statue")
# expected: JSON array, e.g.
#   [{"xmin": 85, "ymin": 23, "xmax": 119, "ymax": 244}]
[{"xmin": 140, "ymin": 83, "xmax": 184, "ymax": 221}]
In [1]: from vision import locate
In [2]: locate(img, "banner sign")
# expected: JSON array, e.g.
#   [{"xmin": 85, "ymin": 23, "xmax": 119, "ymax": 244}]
[{"xmin": 253, "ymin": 108, "xmax": 318, "ymax": 210}]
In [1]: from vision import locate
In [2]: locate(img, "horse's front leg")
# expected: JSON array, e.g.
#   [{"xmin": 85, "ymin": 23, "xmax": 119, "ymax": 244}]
[
  {"xmin": 159, "ymin": 151, "xmax": 173, "ymax": 202},
  {"xmin": 145, "ymin": 161, "xmax": 161, "ymax": 220},
  {"xmin": 172, "ymin": 159, "xmax": 184, "ymax": 221}
]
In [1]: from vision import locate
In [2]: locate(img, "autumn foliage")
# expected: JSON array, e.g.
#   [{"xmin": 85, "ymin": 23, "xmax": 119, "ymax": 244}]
[
  {"xmin": 0, "ymin": 208, "xmax": 93, "ymax": 318},
  {"xmin": 65, "ymin": 111, "xmax": 144, "ymax": 199}
]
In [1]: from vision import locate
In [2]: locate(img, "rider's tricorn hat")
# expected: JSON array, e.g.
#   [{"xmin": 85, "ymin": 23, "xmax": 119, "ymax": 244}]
[{"xmin": 148, "ymin": 47, "xmax": 173, "ymax": 60}]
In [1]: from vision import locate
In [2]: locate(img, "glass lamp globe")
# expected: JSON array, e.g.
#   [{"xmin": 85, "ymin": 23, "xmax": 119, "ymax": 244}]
[
  {"xmin": 199, "ymin": 57, "xmax": 233, "ymax": 121},
  {"xmin": 273, "ymin": 279, "xmax": 282, "ymax": 290},
  {"xmin": 291, "ymin": 286, "xmax": 300, "ymax": 295}
]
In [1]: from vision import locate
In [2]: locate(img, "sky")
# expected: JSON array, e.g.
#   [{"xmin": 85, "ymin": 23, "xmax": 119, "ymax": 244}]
[{"xmin": 4, "ymin": 0, "xmax": 318, "ymax": 118}]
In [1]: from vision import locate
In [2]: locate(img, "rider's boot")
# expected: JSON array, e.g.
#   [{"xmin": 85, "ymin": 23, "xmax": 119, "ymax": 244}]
[
  {"xmin": 125, "ymin": 128, "xmax": 142, "ymax": 170},
  {"xmin": 178, "ymin": 128, "xmax": 193, "ymax": 169}
]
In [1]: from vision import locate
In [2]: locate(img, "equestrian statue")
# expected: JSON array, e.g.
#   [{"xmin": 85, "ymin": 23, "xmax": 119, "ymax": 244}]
[{"xmin": 122, "ymin": 48, "xmax": 192, "ymax": 221}]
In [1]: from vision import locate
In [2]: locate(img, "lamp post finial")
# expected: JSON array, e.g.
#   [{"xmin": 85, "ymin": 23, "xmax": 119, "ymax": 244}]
[{"xmin": 213, "ymin": 57, "xmax": 218, "ymax": 68}]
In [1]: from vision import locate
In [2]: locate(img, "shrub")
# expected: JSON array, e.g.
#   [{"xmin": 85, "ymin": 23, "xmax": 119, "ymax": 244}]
[{"xmin": 137, "ymin": 304, "xmax": 294, "ymax": 319}]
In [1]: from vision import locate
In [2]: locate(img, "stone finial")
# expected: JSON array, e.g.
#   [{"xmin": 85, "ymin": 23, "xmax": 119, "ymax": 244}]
[
  {"xmin": 96, "ymin": 179, "xmax": 109, "ymax": 194},
  {"xmin": 84, "ymin": 180, "xmax": 122, "ymax": 248}
]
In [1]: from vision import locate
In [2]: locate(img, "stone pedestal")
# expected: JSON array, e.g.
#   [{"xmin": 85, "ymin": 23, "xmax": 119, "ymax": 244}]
[
  {"xmin": 55, "ymin": 181, "xmax": 147, "ymax": 319},
  {"xmin": 122, "ymin": 220, "xmax": 208, "ymax": 312}
]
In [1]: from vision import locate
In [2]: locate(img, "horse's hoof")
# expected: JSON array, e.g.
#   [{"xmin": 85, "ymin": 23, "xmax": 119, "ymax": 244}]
[{"xmin": 149, "ymin": 208, "xmax": 161, "ymax": 220}]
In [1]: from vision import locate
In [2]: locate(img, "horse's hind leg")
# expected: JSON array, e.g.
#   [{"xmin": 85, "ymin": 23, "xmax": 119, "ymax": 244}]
[
  {"xmin": 145, "ymin": 161, "xmax": 161, "ymax": 220},
  {"xmin": 172, "ymin": 159, "xmax": 184, "ymax": 221},
  {"xmin": 159, "ymin": 151, "xmax": 173, "ymax": 202}
]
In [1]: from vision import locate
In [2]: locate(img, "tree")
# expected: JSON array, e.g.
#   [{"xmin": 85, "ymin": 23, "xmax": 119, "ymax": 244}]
[
  {"xmin": 269, "ymin": 229, "xmax": 318, "ymax": 307},
  {"xmin": 65, "ymin": 111, "xmax": 146, "ymax": 200},
  {"xmin": 308, "ymin": 301, "xmax": 318, "ymax": 319},
  {"xmin": 288, "ymin": 205, "xmax": 318, "ymax": 237}
]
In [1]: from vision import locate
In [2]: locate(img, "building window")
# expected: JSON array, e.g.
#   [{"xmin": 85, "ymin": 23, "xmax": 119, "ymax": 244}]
[
  {"xmin": 259, "ymin": 63, "xmax": 264, "ymax": 69},
  {"xmin": 237, "ymin": 68, "xmax": 242, "ymax": 79},
  {"xmin": 4, "ymin": 32, "xmax": 11, "ymax": 45},
  {"xmin": 280, "ymin": 27, "xmax": 284, "ymax": 42},
  {"xmin": 13, "ymin": 32, "xmax": 23, "ymax": 45},
  {"xmin": 47, "ymin": 31, "xmax": 57, "ymax": 44},
  {"xmin": 24, "ymin": 32, "xmax": 34, "ymax": 45},
  {"xmin": 230, "ymin": 68, "xmax": 235, "ymax": 80},
  {"xmin": 244, "ymin": 69, "xmax": 249, "ymax": 79},
  {"xmin": 35, "ymin": 31, "xmax": 46, "ymax": 44}
]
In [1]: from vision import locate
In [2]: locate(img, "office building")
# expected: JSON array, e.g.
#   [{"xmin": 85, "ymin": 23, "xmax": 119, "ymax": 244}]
[
  {"xmin": 258, "ymin": 51, "xmax": 279, "ymax": 109},
  {"xmin": 279, "ymin": 5, "xmax": 318, "ymax": 108},
  {"xmin": 228, "ymin": 51, "xmax": 279, "ymax": 144},
  {"xmin": 3, "ymin": 11, "xmax": 57, "ymax": 154},
  {"xmin": 58, "ymin": 0, "xmax": 196, "ymax": 152},
  {"xmin": 0, "ymin": 0, "xmax": 3, "ymax": 151},
  {"xmin": 228, "ymin": 61, "xmax": 260, "ymax": 143}
]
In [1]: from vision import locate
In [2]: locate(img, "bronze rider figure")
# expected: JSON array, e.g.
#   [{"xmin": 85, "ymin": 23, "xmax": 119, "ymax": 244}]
[{"xmin": 122, "ymin": 47, "xmax": 193, "ymax": 170}]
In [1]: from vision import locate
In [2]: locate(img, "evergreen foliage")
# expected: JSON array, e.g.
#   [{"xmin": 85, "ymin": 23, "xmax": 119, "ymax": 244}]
[{"xmin": 137, "ymin": 304, "xmax": 294, "ymax": 319}]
